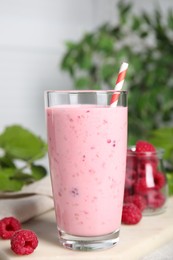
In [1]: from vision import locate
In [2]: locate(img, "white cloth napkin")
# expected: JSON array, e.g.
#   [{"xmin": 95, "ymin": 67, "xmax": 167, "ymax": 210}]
[{"xmin": 0, "ymin": 176, "xmax": 54, "ymax": 222}]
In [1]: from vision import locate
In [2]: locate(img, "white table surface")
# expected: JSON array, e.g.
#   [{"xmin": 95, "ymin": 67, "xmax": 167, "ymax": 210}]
[{"xmin": 0, "ymin": 197, "xmax": 173, "ymax": 260}]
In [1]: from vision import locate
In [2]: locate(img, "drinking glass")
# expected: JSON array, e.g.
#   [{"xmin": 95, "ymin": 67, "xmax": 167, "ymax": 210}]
[{"xmin": 45, "ymin": 90, "xmax": 128, "ymax": 251}]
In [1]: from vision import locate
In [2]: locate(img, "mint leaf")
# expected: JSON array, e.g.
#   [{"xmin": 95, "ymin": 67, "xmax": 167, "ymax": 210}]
[
  {"xmin": 0, "ymin": 125, "xmax": 48, "ymax": 192},
  {"xmin": 0, "ymin": 168, "xmax": 24, "ymax": 191},
  {"xmin": 0, "ymin": 125, "xmax": 47, "ymax": 161},
  {"xmin": 13, "ymin": 171, "xmax": 35, "ymax": 184},
  {"xmin": 31, "ymin": 164, "xmax": 47, "ymax": 180},
  {"xmin": 0, "ymin": 155, "xmax": 16, "ymax": 169}
]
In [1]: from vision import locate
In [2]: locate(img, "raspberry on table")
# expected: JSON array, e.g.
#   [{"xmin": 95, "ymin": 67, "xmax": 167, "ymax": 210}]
[
  {"xmin": 122, "ymin": 203, "xmax": 142, "ymax": 224},
  {"xmin": 10, "ymin": 229, "xmax": 38, "ymax": 255},
  {"xmin": 0, "ymin": 217, "xmax": 21, "ymax": 240}
]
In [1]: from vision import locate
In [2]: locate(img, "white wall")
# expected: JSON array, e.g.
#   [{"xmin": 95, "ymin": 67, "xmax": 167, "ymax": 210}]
[
  {"xmin": 0, "ymin": 0, "xmax": 172, "ymax": 139},
  {"xmin": 0, "ymin": 0, "xmax": 97, "ymax": 137}
]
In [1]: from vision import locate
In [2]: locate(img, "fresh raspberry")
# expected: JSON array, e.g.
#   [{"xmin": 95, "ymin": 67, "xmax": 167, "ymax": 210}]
[
  {"xmin": 134, "ymin": 177, "xmax": 150, "ymax": 195},
  {"xmin": 137, "ymin": 160, "xmax": 147, "ymax": 177},
  {"xmin": 124, "ymin": 189, "xmax": 130, "ymax": 199},
  {"xmin": 125, "ymin": 178, "xmax": 134, "ymax": 190},
  {"xmin": 124, "ymin": 194, "xmax": 147, "ymax": 212},
  {"xmin": 154, "ymin": 172, "xmax": 166, "ymax": 190},
  {"xmin": 126, "ymin": 168, "xmax": 137, "ymax": 179},
  {"xmin": 138, "ymin": 168, "xmax": 147, "ymax": 178},
  {"xmin": 136, "ymin": 140, "xmax": 156, "ymax": 153},
  {"xmin": 125, "ymin": 168, "xmax": 137, "ymax": 190},
  {"xmin": 125, "ymin": 175, "xmax": 136, "ymax": 189},
  {"xmin": 0, "ymin": 217, "xmax": 21, "ymax": 240},
  {"xmin": 122, "ymin": 203, "xmax": 142, "ymax": 224},
  {"xmin": 146, "ymin": 190, "xmax": 166, "ymax": 209},
  {"xmin": 138, "ymin": 162, "xmax": 157, "ymax": 179},
  {"xmin": 11, "ymin": 229, "xmax": 38, "ymax": 255},
  {"xmin": 124, "ymin": 188, "xmax": 133, "ymax": 199}
]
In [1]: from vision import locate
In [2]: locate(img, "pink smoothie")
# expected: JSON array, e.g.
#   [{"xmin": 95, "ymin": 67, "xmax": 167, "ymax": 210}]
[{"xmin": 46, "ymin": 105, "xmax": 127, "ymax": 237}]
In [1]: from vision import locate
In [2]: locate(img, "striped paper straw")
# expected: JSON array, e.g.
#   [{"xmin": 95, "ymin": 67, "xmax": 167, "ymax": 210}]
[{"xmin": 110, "ymin": 62, "xmax": 128, "ymax": 107}]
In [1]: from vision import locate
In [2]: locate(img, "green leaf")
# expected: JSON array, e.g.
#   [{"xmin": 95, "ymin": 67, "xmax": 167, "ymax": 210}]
[
  {"xmin": 118, "ymin": 1, "xmax": 132, "ymax": 25},
  {"xmin": 100, "ymin": 64, "xmax": 115, "ymax": 81},
  {"xmin": 0, "ymin": 155, "xmax": 16, "ymax": 169},
  {"xmin": 65, "ymin": 41, "xmax": 77, "ymax": 50},
  {"xmin": 75, "ymin": 77, "xmax": 91, "ymax": 89},
  {"xmin": 131, "ymin": 16, "xmax": 142, "ymax": 30},
  {"xmin": 167, "ymin": 10, "xmax": 173, "ymax": 29},
  {"xmin": 61, "ymin": 51, "xmax": 76, "ymax": 75},
  {"xmin": 96, "ymin": 34, "xmax": 114, "ymax": 53},
  {"xmin": 0, "ymin": 168, "xmax": 24, "ymax": 191},
  {"xmin": 166, "ymin": 173, "xmax": 173, "ymax": 196},
  {"xmin": 83, "ymin": 33, "xmax": 94, "ymax": 46},
  {"xmin": 154, "ymin": 8, "xmax": 162, "ymax": 25},
  {"xmin": 0, "ymin": 125, "xmax": 47, "ymax": 161},
  {"xmin": 78, "ymin": 53, "xmax": 92, "ymax": 70},
  {"xmin": 139, "ymin": 31, "xmax": 148, "ymax": 38},
  {"xmin": 148, "ymin": 128, "xmax": 173, "ymax": 162},
  {"xmin": 31, "ymin": 164, "xmax": 47, "ymax": 181},
  {"xmin": 90, "ymin": 84, "xmax": 102, "ymax": 90},
  {"xmin": 13, "ymin": 171, "xmax": 35, "ymax": 183},
  {"xmin": 142, "ymin": 12, "xmax": 152, "ymax": 25}
]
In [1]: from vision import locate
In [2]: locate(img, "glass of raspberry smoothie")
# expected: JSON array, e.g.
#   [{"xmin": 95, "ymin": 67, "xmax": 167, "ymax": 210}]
[{"xmin": 45, "ymin": 90, "xmax": 128, "ymax": 251}]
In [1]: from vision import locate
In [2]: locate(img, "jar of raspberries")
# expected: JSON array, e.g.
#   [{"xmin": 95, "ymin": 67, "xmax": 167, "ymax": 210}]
[{"xmin": 124, "ymin": 140, "xmax": 168, "ymax": 216}]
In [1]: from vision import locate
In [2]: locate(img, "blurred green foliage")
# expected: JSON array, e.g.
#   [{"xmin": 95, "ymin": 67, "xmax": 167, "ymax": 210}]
[
  {"xmin": 60, "ymin": 0, "xmax": 173, "ymax": 145},
  {"xmin": 60, "ymin": 0, "xmax": 173, "ymax": 192}
]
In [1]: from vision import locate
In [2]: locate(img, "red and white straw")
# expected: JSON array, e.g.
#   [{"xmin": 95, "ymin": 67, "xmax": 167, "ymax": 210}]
[{"xmin": 110, "ymin": 62, "xmax": 129, "ymax": 107}]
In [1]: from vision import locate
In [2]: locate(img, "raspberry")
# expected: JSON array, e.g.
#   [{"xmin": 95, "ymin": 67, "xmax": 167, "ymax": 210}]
[
  {"xmin": 137, "ymin": 157, "xmax": 158, "ymax": 176},
  {"xmin": 11, "ymin": 229, "xmax": 38, "ymax": 255},
  {"xmin": 124, "ymin": 194, "xmax": 147, "ymax": 212},
  {"xmin": 0, "ymin": 217, "xmax": 21, "ymax": 240},
  {"xmin": 126, "ymin": 168, "xmax": 137, "ymax": 179},
  {"xmin": 124, "ymin": 189, "xmax": 130, "ymax": 199},
  {"xmin": 154, "ymin": 172, "xmax": 166, "ymax": 190},
  {"xmin": 146, "ymin": 190, "xmax": 166, "ymax": 209},
  {"xmin": 125, "ymin": 168, "xmax": 137, "ymax": 189},
  {"xmin": 136, "ymin": 140, "xmax": 156, "ymax": 153},
  {"xmin": 124, "ymin": 188, "xmax": 134, "ymax": 198},
  {"xmin": 134, "ymin": 177, "xmax": 150, "ymax": 195},
  {"xmin": 122, "ymin": 203, "xmax": 142, "ymax": 224},
  {"xmin": 125, "ymin": 175, "xmax": 136, "ymax": 189},
  {"xmin": 138, "ymin": 168, "xmax": 147, "ymax": 178}
]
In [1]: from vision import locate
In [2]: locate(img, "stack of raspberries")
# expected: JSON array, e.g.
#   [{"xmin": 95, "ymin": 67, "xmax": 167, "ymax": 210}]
[{"xmin": 122, "ymin": 140, "xmax": 167, "ymax": 225}]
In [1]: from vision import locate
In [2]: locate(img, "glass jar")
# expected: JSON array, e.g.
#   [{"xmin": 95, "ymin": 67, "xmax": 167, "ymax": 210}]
[{"xmin": 124, "ymin": 147, "xmax": 168, "ymax": 215}]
